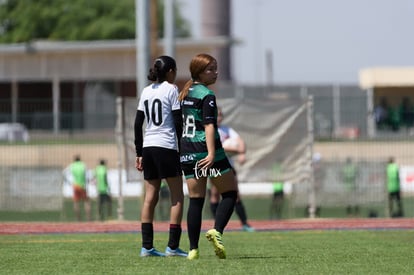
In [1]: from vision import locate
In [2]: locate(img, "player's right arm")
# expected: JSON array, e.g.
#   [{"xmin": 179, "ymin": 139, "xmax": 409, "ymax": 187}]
[{"xmin": 134, "ymin": 110, "xmax": 145, "ymax": 171}]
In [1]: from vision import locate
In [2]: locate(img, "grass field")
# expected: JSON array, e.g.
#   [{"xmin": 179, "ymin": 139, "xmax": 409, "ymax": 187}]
[{"xmin": 1, "ymin": 230, "xmax": 413, "ymax": 274}]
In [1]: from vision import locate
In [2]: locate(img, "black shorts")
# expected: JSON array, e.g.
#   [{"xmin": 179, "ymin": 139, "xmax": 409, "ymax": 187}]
[
  {"xmin": 389, "ymin": 191, "xmax": 401, "ymax": 200},
  {"xmin": 160, "ymin": 186, "xmax": 170, "ymax": 198},
  {"xmin": 142, "ymin": 147, "xmax": 182, "ymax": 180},
  {"xmin": 273, "ymin": 191, "xmax": 284, "ymax": 199},
  {"xmin": 181, "ymin": 157, "xmax": 232, "ymax": 179},
  {"xmin": 99, "ymin": 194, "xmax": 111, "ymax": 203}
]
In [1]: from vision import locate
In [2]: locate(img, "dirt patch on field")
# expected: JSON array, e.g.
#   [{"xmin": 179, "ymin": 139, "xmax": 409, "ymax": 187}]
[
  {"xmin": 1, "ymin": 141, "xmax": 414, "ymax": 170},
  {"xmin": 0, "ymin": 144, "xmax": 119, "ymax": 169},
  {"xmin": 314, "ymin": 142, "xmax": 414, "ymax": 165},
  {"xmin": 1, "ymin": 218, "xmax": 414, "ymax": 234}
]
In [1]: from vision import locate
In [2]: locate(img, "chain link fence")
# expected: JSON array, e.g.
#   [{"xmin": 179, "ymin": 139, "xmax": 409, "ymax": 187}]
[{"xmin": 1, "ymin": 83, "xmax": 413, "ymax": 219}]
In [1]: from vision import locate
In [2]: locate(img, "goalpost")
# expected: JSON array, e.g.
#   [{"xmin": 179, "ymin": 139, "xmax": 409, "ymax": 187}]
[
  {"xmin": 217, "ymin": 94, "xmax": 316, "ymax": 215},
  {"xmin": 115, "ymin": 97, "xmax": 145, "ymax": 220}
]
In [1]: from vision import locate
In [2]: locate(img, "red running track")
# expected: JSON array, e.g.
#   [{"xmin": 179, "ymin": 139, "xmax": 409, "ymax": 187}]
[{"xmin": 1, "ymin": 218, "xmax": 414, "ymax": 235}]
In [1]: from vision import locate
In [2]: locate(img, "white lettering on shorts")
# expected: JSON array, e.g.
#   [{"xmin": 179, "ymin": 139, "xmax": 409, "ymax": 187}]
[{"xmin": 193, "ymin": 160, "xmax": 222, "ymax": 179}]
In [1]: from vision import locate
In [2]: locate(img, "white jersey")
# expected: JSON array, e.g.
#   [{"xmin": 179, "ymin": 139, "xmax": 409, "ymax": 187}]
[
  {"xmin": 218, "ymin": 125, "xmax": 239, "ymax": 143},
  {"xmin": 137, "ymin": 81, "xmax": 180, "ymax": 150},
  {"xmin": 218, "ymin": 125, "xmax": 240, "ymax": 165}
]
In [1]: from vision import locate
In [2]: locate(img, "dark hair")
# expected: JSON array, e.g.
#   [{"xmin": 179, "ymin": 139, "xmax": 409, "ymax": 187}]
[
  {"xmin": 100, "ymin": 159, "xmax": 106, "ymax": 165},
  {"xmin": 179, "ymin": 53, "xmax": 216, "ymax": 101},
  {"xmin": 147, "ymin": 55, "xmax": 176, "ymax": 82}
]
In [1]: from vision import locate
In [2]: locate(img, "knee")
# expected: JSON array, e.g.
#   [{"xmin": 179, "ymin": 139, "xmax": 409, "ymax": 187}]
[
  {"xmin": 221, "ymin": 190, "xmax": 238, "ymax": 200},
  {"xmin": 170, "ymin": 189, "xmax": 184, "ymax": 203}
]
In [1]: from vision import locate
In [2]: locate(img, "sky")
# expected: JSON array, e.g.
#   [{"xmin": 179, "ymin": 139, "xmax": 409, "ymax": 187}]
[{"xmin": 178, "ymin": 0, "xmax": 414, "ymax": 85}]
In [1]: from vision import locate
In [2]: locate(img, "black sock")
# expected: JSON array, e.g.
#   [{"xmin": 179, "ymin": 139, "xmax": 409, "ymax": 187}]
[
  {"xmin": 210, "ymin": 202, "xmax": 218, "ymax": 218},
  {"xmin": 168, "ymin": 224, "xmax": 182, "ymax": 250},
  {"xmin": 141, "ymin": 223, "xmax": 153, "ymax": 250},
  {"xmin": 214, "ymin": 191, "xmax": 237, "ymax": 234},
  {"xmin": 235, "ymin": 200, "xmax": 248, "ymax": 225},
  {"xmin": 187, "ymin": 197, "xmax": 205, "ymax": 250}
]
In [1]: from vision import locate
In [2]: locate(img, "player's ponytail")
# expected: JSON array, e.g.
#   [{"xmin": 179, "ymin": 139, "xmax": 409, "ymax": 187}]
[{"xmin": 179, "ymin": 79, "xmax": 193, "ymax": 101}]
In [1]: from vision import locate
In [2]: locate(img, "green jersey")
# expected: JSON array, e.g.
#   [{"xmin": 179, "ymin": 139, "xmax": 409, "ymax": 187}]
[
  {"xmin": 180, "ymin": 84, "xmax": 226, "ymax": 164},
  {"xmin": 386, "ymin": 163, "xmax": 400, "ymax": 193},
  {"xmin": 342, "ymin": 163, "xmax": 357, "ymax": 191},
  {"xmin": 95, "ymin": 165, "xmax": 109, "ymax": 194},
  {"xmin": 70, "ymin": 161, "xmax": 86, "ymax": 188},
  {"xmin": 273, "ymin": 182, "xmax": 284, "ymax": 193}
]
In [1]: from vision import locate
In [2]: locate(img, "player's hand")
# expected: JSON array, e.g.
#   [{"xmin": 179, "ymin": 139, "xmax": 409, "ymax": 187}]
[
  {"xmin": 135, "ymin": 157, "xmax": 143, "ymax": 172},
  {"xmin": 238, "ymin": 153, "xmax": 246, "ymax": 165},
  {"xmin": 198, "ymin": 154, "xmax": 214, "ymax": 170}
]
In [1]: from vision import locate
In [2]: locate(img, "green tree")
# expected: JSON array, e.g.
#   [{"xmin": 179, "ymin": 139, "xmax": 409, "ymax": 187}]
[{"xmin": 0, "ymin": 0, "xmax": 190, "ymax": 43}]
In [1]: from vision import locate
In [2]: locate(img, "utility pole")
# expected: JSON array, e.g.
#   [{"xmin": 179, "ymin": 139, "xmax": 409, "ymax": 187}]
[{"xmin": 150, "ymin": 0, "xmax": 159, "ymax": 61}]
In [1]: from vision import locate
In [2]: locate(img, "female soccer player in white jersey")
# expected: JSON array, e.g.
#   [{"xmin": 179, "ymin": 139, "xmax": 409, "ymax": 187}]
[
  {"xmin": 134, "ymin": 55, "xmax": 187, "ymax": 257},
  {"xmin": 179, "ymin": 53, "xmax": 238, "ymax": 260},
  {"xmin": 209, "ymin": 107, "xmax": 255, "ymax": 232}
]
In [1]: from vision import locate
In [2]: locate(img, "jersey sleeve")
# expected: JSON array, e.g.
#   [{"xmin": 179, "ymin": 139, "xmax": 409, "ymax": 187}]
[
  {"xmin": 137, "ymin": 87, "xmax": 148, "ymax": 112},
  {"xmin": 202, "ymin": 94, "xmax": 217, "ymax": 125},
  {"xmin": 169, "ymin": 85, "xmax": 181, "ymax": 111},
  {"xmin": 228, "ymin": 127, "xmax": 240, "ymax": 139}
]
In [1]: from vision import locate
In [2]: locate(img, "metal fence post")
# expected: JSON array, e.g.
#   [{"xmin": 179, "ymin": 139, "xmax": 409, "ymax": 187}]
[
  {"xmin": 307, "ymin": 95, "xmax": 316, "ymax": 218},
  {"xmin": 116, "ymin": 97, "xmax": 124, "ymax": 221}
]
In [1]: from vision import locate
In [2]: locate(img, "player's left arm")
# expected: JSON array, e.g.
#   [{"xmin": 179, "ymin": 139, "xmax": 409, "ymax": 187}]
[
  {"xmin": 198, "ymin": 94, "xmax": 216, "ymax": 170},
  {"xmin": 172, "ymin": 109, "xmax": 182, "ymax": 152},
  {"xmin": 134, "ymin": 110, "xmax": 145, "ymax": 171},
  {"xmin": 235, "ymin": 133, "xmax": 246, "ymax": 164},
  {"xmin": 234, "ymin": 133, "xmax": 246, "ymax": 154},
  {"xmin": 227, "ymin": 128, "xmax": 246, "ymax": 164}
]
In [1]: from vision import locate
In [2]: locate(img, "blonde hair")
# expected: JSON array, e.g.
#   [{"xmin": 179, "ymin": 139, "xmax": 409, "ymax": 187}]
[{"xmin": 178, "ymin": 53, "xmax": 216, "ymax": 101}]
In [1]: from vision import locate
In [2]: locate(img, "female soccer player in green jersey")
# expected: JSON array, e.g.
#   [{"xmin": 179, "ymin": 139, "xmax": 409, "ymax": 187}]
[{"xmin": 179, "ymin": 53, "xmax": 238, "ymax": 260}]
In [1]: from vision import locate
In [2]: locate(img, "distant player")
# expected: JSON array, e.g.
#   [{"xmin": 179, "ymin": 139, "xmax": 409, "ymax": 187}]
[
  {"xmin": 386, "ymin": 156, "xmax": 403, "ymax": 217},
  {"xmin": 342, "ymin": 157, "xmax": 359, "ymax": 217},
  {"xmin": 94, "ymin": 159, "xmax": 112, "ymax": 221},
  {"xmin": 270, "ymin": 181, "xmax": 284, "ymax": 219},
  {"xmin": 209, "ymin": 107, "xmax": 255, "ymax": 232},
  {"xmin": 69, "ymin": 155, "xmax": 91, "ymax": 221}
]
